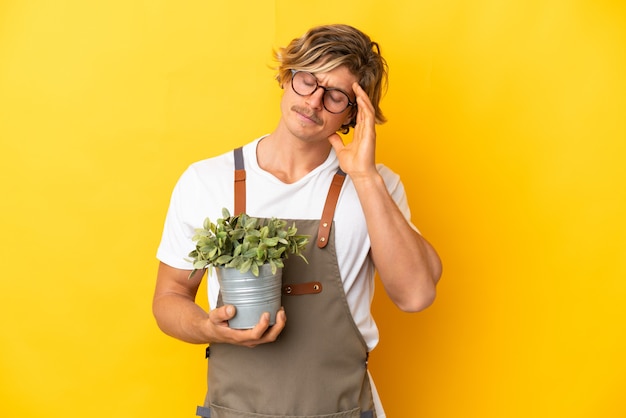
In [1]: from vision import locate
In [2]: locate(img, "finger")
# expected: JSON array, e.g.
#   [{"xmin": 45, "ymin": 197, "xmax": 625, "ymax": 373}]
[
  {"xmin": 327, "ymin": 133, "xmax": 344, "ymax": 152},
  {"xmin": 352, "ymin": 83, "xmax": 373, "ymax": 108},
  {"xmin": 352, "ymin": 83, "xmax": 375, "ymax": 123},
  {"xmin": 209, "ymin": 305, "xmax": 236, "ymax": 325},
  {"xmin": 219, "ymin": 309, "xmax": 286, "ymax": 348},
  {"xmin": 246, "ymin": 312, "xmax": 272, "ymax": 340},
  {"xmin": 218, "ymin": 312, "xmax": 270, "ymax": 348},
  {"xmin": 352, "ymin": 81, "xmax": 365, "ymax": 97},
  {"xmin": 263, "ymin": 307, "xmax": 287, "ymax": 341}
]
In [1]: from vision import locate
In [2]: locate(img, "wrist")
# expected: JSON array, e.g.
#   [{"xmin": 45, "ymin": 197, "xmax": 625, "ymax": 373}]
[{"xmin": 349, "ymin": 170, "xmax": 384, "ymax": 189}]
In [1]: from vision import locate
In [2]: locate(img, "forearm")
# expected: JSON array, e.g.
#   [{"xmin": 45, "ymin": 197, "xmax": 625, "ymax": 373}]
[
  {"xmin": 352, "ymin": 173, "xmax": 442, "ymax": 312},
  {"xmin": 152, "ymin": 262, "xmax": 213, "ymax": 344},
  {"xmin": 153, "ymin": 292, "xmax": 212, "ymax": 344},
  {"xmin": 153, "ymin": 262, "xmax": 286, "ymax": 347}
]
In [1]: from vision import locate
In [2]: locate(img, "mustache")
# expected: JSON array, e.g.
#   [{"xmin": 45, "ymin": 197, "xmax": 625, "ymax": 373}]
[{"xmin": 291, "ymin": 106, "xmax": 323, "ymax": 125}]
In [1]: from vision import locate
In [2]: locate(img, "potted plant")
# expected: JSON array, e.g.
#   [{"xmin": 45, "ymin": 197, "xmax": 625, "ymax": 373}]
[{"xmin": 187, "ymin": 208, "xmax": 309, "ymax": 329}]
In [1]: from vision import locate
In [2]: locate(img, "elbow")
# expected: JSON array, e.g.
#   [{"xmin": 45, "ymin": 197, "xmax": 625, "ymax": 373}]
[
  {"xmin": 394, "ymin": 269, "xmax": 441, "ymax": 312},
  {"xmin": 152, "ymin": 301, "xmax": 164, "ymax": 330},
  {"xmin": 152, "ymin": 295, "xmax": 169, "ymax": 331},
  {"xmin": 382, "ymin": 260, "xmax": 443, "ymax": 312},
  {"xmin": 398, "ymin": 251, "xmax": 442, "ymax": 313},
  {"xmin": 397, "ymin": 286, "xmax": 437, "ymax": 313}
]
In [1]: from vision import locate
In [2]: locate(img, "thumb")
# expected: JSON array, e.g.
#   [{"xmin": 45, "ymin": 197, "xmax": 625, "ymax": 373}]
[
  {"xmin": 210, "ymin": 305, "xmax": 236, "ymax": 323},
  {"xmin": 327, "ymin": 133, "xmax": 344, "ymax": 152}
]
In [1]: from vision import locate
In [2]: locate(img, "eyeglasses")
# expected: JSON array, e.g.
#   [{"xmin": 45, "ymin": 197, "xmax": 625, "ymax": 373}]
[{"xmin": 290, "ymin": 70, "xmax": 356, "ymax": 114}]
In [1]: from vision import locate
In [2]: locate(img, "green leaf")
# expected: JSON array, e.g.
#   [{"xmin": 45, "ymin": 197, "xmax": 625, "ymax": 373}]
[
  {"xmin": 263, "ymin": 237, "xmax": 279, "ymax": 247},
  {"xmin": 245, "ymin": 233, "xmax": 260, "ymax": 242},
  {"xmin": 231, "ymin": 229, "xmax": 245, "ymax": 240},
  {"xmin": 193, "ymin": 260, "xmax": 208, "ymax": 269},
  {"xmin": 256, "ymin": 247, "xmax": 267, "ymax": 261},
  {"xmin": 243, "ymin": 248, "xmax": 257, "ymax": 258},
  {"xmin": 215, "ymin": 255, "xmax": 233, "ymax": 265},
  {"xmin": 269, "ymin": 247, "xmax": 286, "ymax": 258},
  {"xmin": 239, "ymin": 258, "xmax": 252, "ymax": 273},
  {"xmin": 244, "ymin": 217, "xmax": 258, "ymax": 230},
  {"xmin": 226, "ymin": 257, "xmax": 240, "ymax": 269},
  {"xmin": 184, "ymin": 208, "xmax": 310, "ymax": 277}
]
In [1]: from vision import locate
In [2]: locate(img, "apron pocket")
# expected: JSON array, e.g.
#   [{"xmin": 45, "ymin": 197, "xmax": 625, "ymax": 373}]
[{"xmin": 206, "ymin": 403, "xmax": 368, "ymax": 418}]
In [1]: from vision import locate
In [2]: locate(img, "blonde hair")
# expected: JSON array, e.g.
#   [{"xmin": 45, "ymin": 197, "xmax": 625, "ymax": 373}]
[{"xmin": 274, "ymin": 24, "xmax": 388, "ymax": 134}]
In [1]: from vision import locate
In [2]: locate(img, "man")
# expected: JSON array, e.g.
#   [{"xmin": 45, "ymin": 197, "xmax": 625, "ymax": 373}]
[{"xmin": 153, "ymin": 24, "xmax": 442, "ymax": 418}]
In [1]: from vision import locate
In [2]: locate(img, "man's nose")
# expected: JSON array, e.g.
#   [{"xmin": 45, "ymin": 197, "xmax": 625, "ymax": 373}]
[{"xmin": 306, "ymin": 86, "xmax": 325, "ymax": 109}]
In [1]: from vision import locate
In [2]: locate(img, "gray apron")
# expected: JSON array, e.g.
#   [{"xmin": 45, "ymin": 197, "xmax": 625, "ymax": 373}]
[{"xmin": 196, "ymin": 147, "xmax": 375, "ymax": 418}]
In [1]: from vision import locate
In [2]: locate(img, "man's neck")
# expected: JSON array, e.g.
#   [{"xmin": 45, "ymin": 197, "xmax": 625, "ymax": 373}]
[{"xmin": 256, "ymin": 131, "xmax": 332, "ymax": 184}]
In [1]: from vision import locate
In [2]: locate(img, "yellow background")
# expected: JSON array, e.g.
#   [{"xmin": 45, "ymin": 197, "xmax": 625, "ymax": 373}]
[{"xmin": 1, "ymin": 1, "xmax": 625, "ymax": 417}]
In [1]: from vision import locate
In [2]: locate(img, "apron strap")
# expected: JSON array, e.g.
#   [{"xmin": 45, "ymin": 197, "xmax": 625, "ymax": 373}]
[
  {"xmin": 196, "ymin": 406, "xmax": 211, "ymax": 417},
  {"xmin": 232, "ymin": 147, "xmax": 346, "ymax": 249},
  {"xmin": 233, "ymin": 147, "xmax": 246, "ymax": 215},
  {"xmin": 317, "ymin": 168, "xmax": 346, "ymax": 248}
]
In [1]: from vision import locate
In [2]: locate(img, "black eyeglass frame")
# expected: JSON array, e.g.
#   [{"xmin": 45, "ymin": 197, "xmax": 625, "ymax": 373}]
[{"xmin": 290, "ymin": 69, "xmax": 357, "ymax": 114}]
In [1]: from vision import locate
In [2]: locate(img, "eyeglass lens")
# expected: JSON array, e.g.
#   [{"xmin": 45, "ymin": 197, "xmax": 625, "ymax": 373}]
[{"xmin": 291, "ymin": 72, "xmax": 352, "ymax": 114}]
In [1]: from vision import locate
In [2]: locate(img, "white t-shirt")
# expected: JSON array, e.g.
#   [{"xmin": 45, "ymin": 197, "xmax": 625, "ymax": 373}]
[{"xmin": 157, "ymin": 135, "xmax": 416, "ymax": 417}]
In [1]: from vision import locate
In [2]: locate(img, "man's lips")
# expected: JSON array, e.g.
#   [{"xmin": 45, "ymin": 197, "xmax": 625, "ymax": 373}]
[{"xmin": 292, "ymin": 106, "xmax": 323, "ymax": 125}]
